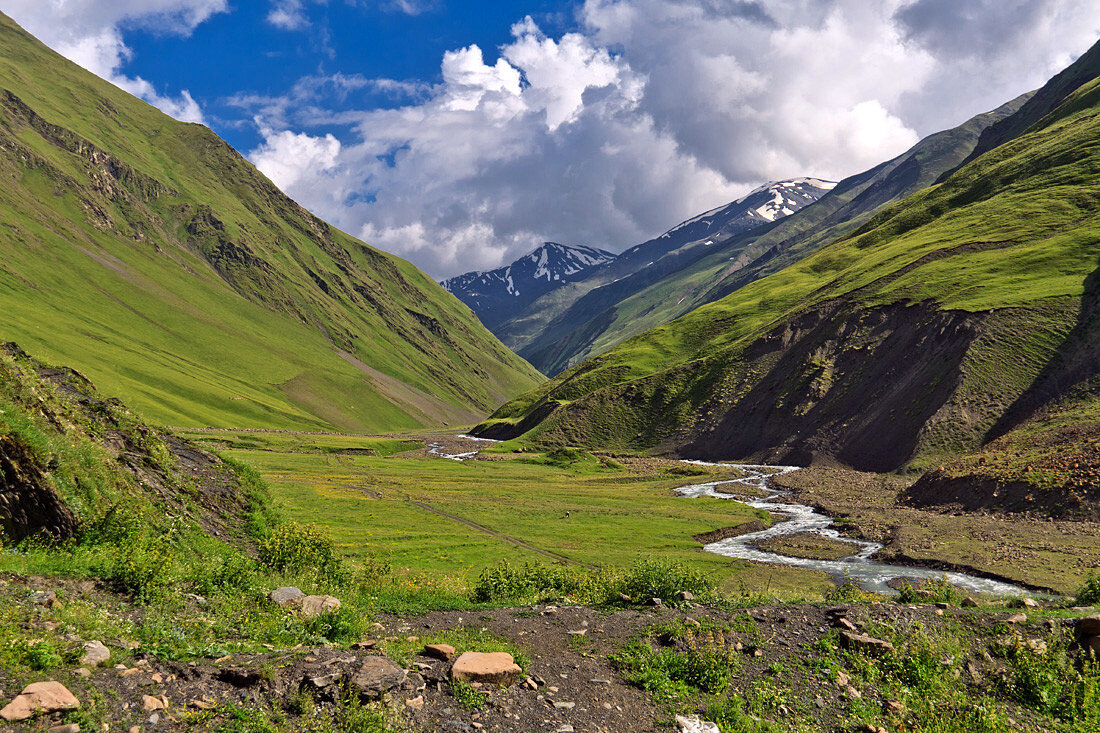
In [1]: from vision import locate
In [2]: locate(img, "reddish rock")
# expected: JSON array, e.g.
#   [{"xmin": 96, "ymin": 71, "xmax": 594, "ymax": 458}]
[
  {"xmin": 450, "ymin": 652, "xmax": 522, "ymax": 687},
  {"xmin": 423, "ymin": 643, "xmax": 455, "ymax": 661},
  {"xmin": 1, "ymin": 681, "xmax": 80, "ymax": 721}
]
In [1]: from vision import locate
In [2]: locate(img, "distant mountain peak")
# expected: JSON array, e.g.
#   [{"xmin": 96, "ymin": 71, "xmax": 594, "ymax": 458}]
[
  {"xmin": 441, "ymin": 242, "xmax": 615, "ymax": 327},
  {"xmin": 664, "ymin": 178, "xmax": 836, "ymax": 239}
]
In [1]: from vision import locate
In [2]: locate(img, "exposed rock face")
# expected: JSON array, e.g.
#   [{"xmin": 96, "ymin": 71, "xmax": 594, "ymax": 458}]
[
  {"xmin": 350, "ymin": 657, "xmax": 406, "ymax": 697},
  {"xmin": 0, "ymin": 434, "xmax": 78, "ymax": 544},
  {"xmin": 450, "ymin": 652, "xmax": 522, "ymax": 687},
  {"xmin": 0, "ymin": 681, "xmax": 80, "ymax": 721}
]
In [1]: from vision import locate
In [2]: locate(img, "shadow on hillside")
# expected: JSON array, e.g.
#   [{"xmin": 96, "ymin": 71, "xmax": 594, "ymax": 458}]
[{"xmin": 987, "ymin": 254, "xmax": 1100, "ymax": 441}]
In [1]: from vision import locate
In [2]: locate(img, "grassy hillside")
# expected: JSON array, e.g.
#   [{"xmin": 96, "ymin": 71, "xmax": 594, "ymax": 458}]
[
  {"xmin": 0, "ymin": 13, "xmax": 541, "ymax": 432},
  {"xmin": 476, "ymin": 51, "xmax": 1100, "ymax": 474},
  {"xmin": 511, "ymin": 94, "xmax": 1028, "ymax": 376}
]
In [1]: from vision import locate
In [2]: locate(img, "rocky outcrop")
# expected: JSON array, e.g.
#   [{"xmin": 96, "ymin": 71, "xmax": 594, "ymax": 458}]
[{"xmin": 0, "ymin": 434, "xmax": 78, "ymax": 544}]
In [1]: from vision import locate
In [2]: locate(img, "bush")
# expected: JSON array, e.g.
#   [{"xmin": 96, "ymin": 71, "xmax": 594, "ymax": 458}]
[
  {"xmin": 613, "ymin": 559, "xmax": 714, "ymax": 605},
  {"xmin": 257, "ymin": 521, "xmax": 343, "ymax": 579},
  {"xmin": 1076, "ymin": 571, "xmax": 1100, "ymax": 606},
  {"xmin": 471, "ymin": 561, "xmax": 597, "ymax": 604}
]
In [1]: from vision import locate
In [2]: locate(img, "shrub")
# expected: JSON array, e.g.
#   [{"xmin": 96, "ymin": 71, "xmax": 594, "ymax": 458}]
[
  {"xmin": 1076, "ymin": 571, "xmax": 1100, "ymax": 606},
  {"xmin": 471, "ymin": 561, "xmax": 597, "ymax": 604},
  {"xmin": 257, "ymin": 521, "xmax": 343, "ymax": 579},
  {"xmin": 613, "ymin": 558, "xmax": 714, "ymax": 605}
]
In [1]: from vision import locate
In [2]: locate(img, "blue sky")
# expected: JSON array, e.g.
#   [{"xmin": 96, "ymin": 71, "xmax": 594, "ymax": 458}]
[
  {"xmin": 2, "ymin": 1, "xmax": 1099, "ymax": 278},
  {"xmin": 121, "ymin": 1, "xmax": 582, "ymax": 153}
]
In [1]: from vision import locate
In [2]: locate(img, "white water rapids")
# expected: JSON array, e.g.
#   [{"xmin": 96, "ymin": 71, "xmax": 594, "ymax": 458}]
[{"xmin": 676, "ymin": 462, "xmax": 1027, "ymax": 596}]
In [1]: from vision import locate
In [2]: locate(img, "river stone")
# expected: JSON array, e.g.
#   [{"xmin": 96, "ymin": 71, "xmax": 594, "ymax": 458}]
[
  {"xmin": 450, "ymin": 652, "xmax": 521, "ymax": 687},
  {"xmin": 839, "ymin": 630, "xmax": 894, "ymax": 656},
  {"xmin": 1, "ymin": 681, "xmax": 80, "ymax": 721},
  {"xmin": 300, "ymin": 595, "xmax": 340, "ymax": 617},
  {"xmin": 81, "ymin": 640, "xmax": 110, "ymax": 667},
  {"xmin": 269, "ymin": 587, "xmax": 305, "ymax": 607},
  {"xmin": 1077, "ymin": 614, "xmax": 1100, "ymax": 637},
  {"xmin": 423, "ymin": 643, "xmax": 455, "ymax": 661},
  {"xmin": 350, "ymin": 657, "xmax": 406, "ymax": 697}
]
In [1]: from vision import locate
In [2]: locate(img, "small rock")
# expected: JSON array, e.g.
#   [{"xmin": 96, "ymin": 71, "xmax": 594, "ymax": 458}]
[
  {"xmin": 567, "ymin": 629, "xmax": 587, "ymax": 637},
  {"xmin": 840, "ymin": 630, "xmax": 894, "ymax": 655},
  {"xmin": 834, "ymin": 618, "xmax": 857, "ymax": 632},
  {"xmin": 934, "ymin": 609, "xmax": 944, "ymax": 616},
  {"xmin": 183, "ymin": 593, "xmax": 208, "ymax": 607},
  {"xmin": 352, "ymin": 638, "xmax": 377, "ymax": 650},
  {"xmin": 649, "ymin": 597, "xmax": 663, "ymax": 607},
  {"xmin": 835, "ymin": 671, "xmax": 851, "ymax": 687},
  {"xmin": 554, "ymin": 701, "xmax": 575, "ymax": 710},
  {"xmin": 268, "ymin": 587, "xmax": 305, "ymax": 607},
  {"xmin": 28, "ymin": 590, "xmax": 59, "ymax": 607},
  {"xmin": 308, "ymin": 672, "xmax": 342, "ymax": 689},
  {"xmin": 350, "ymin": 657, "xmax": 407, "ymax": 697},
  {"xmin": 142, "ymin": 695, "xmax": 167, "ymax": 712},
  {"xmin": 1, "ymin": 681, "xmax": 80, "ymax": 721},
  {"xmin": 73, "ymin": 668, "xmax": 92, "ymax": 679},
  {"xmin": 1021, "ymin": 598, "xmax": 1039, "ymax": 609},
  {"xmin": 846, "ymin": 685, "xmax": 862, "ymax": 699},
  {"xmin": 405, "ymin": 695, "xmax": 424, "ymax": 711},
  {"xmin": 190, "ymin": 699, "xmax": 215, "ymax": 710},
  {"xmin": 886, "ymin": 700, "xmax": 905, "ymax": 714},
  {"xmin": 48, "ymin": 725, "xmax": 80, "ymax": 733},
  {"xmin": 1006, "ymin": 613, "xmax": 1027, "ymax": 624},
  {"xmin": 81, "ymin": 641, "xmax": 110, "ymax": 667},
  {"xmin": 423, "ymin": 643, "xmax": 455, "ymax": 661},
  {"xmin": 675, "ymin": 714, "xmax": 721, "ymax": 733},
  {"xmin": 961, "ymin": 597, "xmax": 978, "ymax": 608},
  {"xmin": 299, "ymin": 595, "xmax": 340, "ymax": 618},
  {"xmin": 676, "ymin": 591, "xmax": 695, "ymax": 602},
  {"xmin": 148, "ymin": 712, "xmax": 160, "ymax": 725},
  {"xmin": 557, "ymin": 727, "xmax": 574, "ymax": 733},
  {"xmin": 450, "ymin": 652, "xmax": 522, "ymax": 687}
]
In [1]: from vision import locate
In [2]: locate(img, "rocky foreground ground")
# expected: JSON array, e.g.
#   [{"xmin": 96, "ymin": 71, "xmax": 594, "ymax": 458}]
[{"xmin": 2, "ymin": 572, "xmax": 1099, "ymax": 732}]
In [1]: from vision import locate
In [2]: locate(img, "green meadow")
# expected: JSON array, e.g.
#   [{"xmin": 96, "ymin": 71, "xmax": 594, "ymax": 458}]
[{"xmin": 180, "ymin": 430, "xmax": 835, "ymax": 598}]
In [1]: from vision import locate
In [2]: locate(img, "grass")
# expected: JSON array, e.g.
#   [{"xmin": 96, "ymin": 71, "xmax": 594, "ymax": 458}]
[
  {"xmin": 0, "ymin": 12, "xmax": 541, "ymax": 435},
  {"xmin": 179, "ymin": 429, "xmax": 836, "ymax": 599}
]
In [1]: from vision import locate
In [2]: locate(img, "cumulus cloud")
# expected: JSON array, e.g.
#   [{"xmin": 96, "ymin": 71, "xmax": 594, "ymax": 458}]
[{"xmin": 0, "ymin": 0, "xmax": 223, "ymax": 123}]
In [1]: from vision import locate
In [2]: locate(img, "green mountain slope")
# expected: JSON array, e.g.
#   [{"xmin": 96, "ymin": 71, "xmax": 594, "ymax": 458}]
[
  {"xmin": 476, "ymin": 50, "xmax": 1100, "ymax": 474},
  {"xmin": 0, "ymin": 13, "xmax": 541, "ymax": 432},
  {"xmin": 512, "ymin": 94, "xmax": 1028, "ymax": 376}
]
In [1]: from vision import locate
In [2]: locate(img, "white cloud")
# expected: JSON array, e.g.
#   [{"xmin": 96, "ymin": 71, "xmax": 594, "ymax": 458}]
[
  {"xmin": 250, "ymin": 123, "xmax": 342, "ymax": 190},
  {"xmin": 0, "ymin": 0, "xmax": 224, "ymax": 123},
  {"xmin": 267, "ymin": 0, "xmax": 309, "ymax": 30}
]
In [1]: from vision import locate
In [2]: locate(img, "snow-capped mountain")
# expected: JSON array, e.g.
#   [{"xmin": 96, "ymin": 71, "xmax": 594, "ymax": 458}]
[
  {"xmin": 441, "ymin": 242, "xmax": 616, "ymax": 328},
  {"xmin": 646, "ymin": 178, "xmax": 836, "ymax": 253}
]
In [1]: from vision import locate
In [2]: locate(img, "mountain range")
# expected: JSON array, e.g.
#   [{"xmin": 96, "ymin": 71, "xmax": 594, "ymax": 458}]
[
  {"xmin": 476, "ymin": 37, "xmax": 1100, "ymax": 499},
  {"xmin": 440, "ymin": 242, "xmax": 615, "ymax": 330}
]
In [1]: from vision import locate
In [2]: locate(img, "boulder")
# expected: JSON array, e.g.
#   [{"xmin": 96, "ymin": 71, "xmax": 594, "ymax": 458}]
[
  {"xmin": 300, "ymin": 595, "xmax": 340, "ymax": 618},
  {"xmin": 450, "ymin": 652, "xmax": 521, "ymax": 687},
  {"xmin": 840, "ymin": 631, "xmax": 894, "ymax": 656},
  {"xmin": 1077, "ymin": 614, "xmax": 1100, "ymax": 637},
  {"xmin": 423, "ymin": 643, "xmax": 455, "ymax": 661},
  {"xmin": 269, "ymin": 587, "xmax": 305, "ymax": 607},
  {"xmin": 80, "ymin": 640, "xmax": 110, "ymax": 667},
  {"xmin": 1, "ymin": 681, "xmax": 80, "ymax": 722},
  {"xmin": 1006, "ymin": 613, "xmax": 1028, "ymax": 624},
  {"xmin": 676, "ymin": 591, "xmax": 695, "ymax": 602},
  {"xmin": 350, "ymin": 657, "xmax": 406, "ymax": 697}
]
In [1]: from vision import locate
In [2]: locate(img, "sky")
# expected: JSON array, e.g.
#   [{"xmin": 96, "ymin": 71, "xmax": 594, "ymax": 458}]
[{"xmin": 1, "ymin": 1, "xmax": 1098, "ymax": 279}]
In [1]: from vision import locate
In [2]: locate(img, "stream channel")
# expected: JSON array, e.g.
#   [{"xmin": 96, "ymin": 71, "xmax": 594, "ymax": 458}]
[
  {"xmin": 430, "ymin": 438, "xmax": 1028, "ymax": 596},
  {"xmin": 676, "ymin": 461, "xmax": 1026, "ymax": 596}
]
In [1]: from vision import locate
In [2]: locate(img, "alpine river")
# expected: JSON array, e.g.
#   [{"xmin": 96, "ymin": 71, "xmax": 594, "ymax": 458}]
[{"xmin": 675, "ymin": 461, "xmax": 1027, "ymax": 596}]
